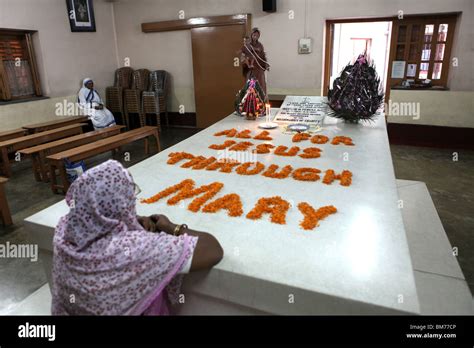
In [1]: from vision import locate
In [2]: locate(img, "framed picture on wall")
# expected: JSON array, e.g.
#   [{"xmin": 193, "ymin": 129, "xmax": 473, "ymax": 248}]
[{"xmin": 66, "ymin": 0, "xmax": 96, "ymax": 32}]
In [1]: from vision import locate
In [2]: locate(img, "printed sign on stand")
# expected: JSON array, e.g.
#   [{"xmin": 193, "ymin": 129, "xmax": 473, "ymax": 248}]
[{"xmin": 273, "ymin": 96, "xmax": 328, "ymax": 125}]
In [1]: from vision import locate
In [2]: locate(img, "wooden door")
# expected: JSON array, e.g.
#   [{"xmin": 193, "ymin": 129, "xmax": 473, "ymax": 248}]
[{"xmin": 191, "ymin": 25, "xmax": 246, "ymax": 128}]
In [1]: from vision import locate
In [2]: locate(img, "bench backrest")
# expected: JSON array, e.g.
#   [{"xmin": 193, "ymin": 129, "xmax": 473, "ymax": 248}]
[
  {"xmin": 48, "ymin": 126, "xmax": 158, "ymax": 162},
  {"xmin": 0, "ymin": 129, "xmax": 26, "ymax": 142},
  {"xmin": 0, "ymin": 123, "xmax": 87, "ymax": 152},
  {"xmin": 23, "ymin": 116, "xmax": 89, "ymax": 133},
  {"xmin": 19, "ymin": 125, "xmax": 125, "ymax": 156}
]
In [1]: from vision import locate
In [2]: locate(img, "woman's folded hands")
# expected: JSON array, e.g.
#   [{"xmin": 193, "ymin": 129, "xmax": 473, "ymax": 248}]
[{"xmin": 137, "ymin": 214, "xmax": 177, "ymax": 234}]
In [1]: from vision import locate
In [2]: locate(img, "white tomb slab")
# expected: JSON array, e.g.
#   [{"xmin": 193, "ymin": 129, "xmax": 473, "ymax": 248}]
[{"xmin": 25, "ymin": 107, "xmax": 422, "ymax": 314}]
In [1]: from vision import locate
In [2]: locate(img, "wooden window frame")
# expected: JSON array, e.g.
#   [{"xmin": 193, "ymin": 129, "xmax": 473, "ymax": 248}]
[
  {"xmin": 388, "ymin": 14, "xmax": 457, "ymax": 90},
  {"xmin": 323, "ymin": 12, "xmax": 460, "ymax": 102},
  {"xmin": 0, "ymin": 28, "xmax": 42, "ymax": 101}
]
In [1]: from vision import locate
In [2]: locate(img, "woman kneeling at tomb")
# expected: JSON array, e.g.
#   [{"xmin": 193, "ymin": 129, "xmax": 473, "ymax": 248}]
[{"xmin": 51, "ymin": 160, "xmax": 223, "ymax": 315}]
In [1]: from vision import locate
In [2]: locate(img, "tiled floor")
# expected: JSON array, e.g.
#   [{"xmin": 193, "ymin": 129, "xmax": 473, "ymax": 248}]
[
  {"xmin": 0, "ymin": 127, "xmax": 472, "ymax": 313},
  {"xmin": 390, "ymin": 145, "xmax": 474, "ymax": 293},
  {"xmin": 0, "ymin": 126, "xmax": 199, "ymax": 314}
]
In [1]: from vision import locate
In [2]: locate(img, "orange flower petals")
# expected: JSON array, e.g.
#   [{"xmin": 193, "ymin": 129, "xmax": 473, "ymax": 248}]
[
  {"xmin": 246, "ymin": 196, "xmax": 290, "ymax": 224},
  {"xmin": 180, "ymin": 156, "xmax": 205, "ymax": 168},
  {"xmin": 181, "ymin": 156, "xmax": 217, "ymax": 169},
  {"xmin": 262, "ymin": 164, "xmax": 293, "ymax": 179},
  {"xmin": 167, "ymin": 153, "xmax": 352, "ymax": 186},
  {"xmin": 310, "ymin": 135, "xmax": 329, "ymax": 144},
  {"xmin": 298, "ymin": 202, "xmax": 337, "ymax": 230},
  {"xmin": 235, "ymin": 161, "xmax": 265, "ymax": 175},
  {"xmin": 253, "ymin": 130, "xmax": 273, "ymax": 141},
  {"xmin": 255, "ymin": 143, "xmax": 275, "ymax": 154},
  {"xmin": 299, "ymin": 147, "xmax": 322, "ymax": 159},
  {"xmin": 214, "ymin": 128, "xmax": 237, "ymax": 137},
  {"xmin": 331, "ymin": 136, "xmax": 355, "ymax": 146},
  {"xmin": 292, "ymin": 167, "xmax": 321, "ymax": 181},
  {"xmin": 167, "ymin": 152, "xmax": 195, "ymax": 165},
  {"xmin": 140, "ymin": 179, "xmax": 223, "ymax": 212},
  {"xmin": 274, "ymin": 145, "xmax": 300, "ymax": 156},
  {"xmin": 322, "ymin": 169, "xmax": 335, "ymax": 185},
  {"xmin": 185, "ymin": 182, "xmax": 224, "ymax": 212},
  {"xmin": 236, "ymin": 129, "xmax": 252, "ymax": 138},
  {"xmin": 141, "ymin": 179, "xmax": 194, "ymax": 204},
  {"xmin": 214, "ymin": 131, "xmax": 353, "ymax": 148},
  {"xmin": 143, "ymin": 178, "xmax": 341, "ymax": 232},
  {"xmin": 209, "ymin": 140, "xmax": 236, "ymax": 150},
  {"xmin": 322, "ymin": 169, "xmax": 353, "ymax": 186},
  {"xmin": 202, "ymin": 193, "xmax": 243, "ymax": 217},
  {"xmin": 205, "ymin": 159, "xmax": 241, "ymax": 173},
  {"xmin": 165, "ymin": 182, "xmax": 216, "ymax": 205},
  {"xmin": 340, "ymin": 171, "xmax": 352, "ymax": 186},
  {"xmin": 292, "ymin": 132, "xmax": 311, "ymax": 142},
  {"xmin": 228, "ymin": 141, "xmax": 254, "ymax": 152}
]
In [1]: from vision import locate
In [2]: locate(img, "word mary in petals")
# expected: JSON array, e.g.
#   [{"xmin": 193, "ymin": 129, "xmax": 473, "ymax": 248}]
[{"xmin": 141, "ymin": 179, "xmax": 337, "ymax": 230}]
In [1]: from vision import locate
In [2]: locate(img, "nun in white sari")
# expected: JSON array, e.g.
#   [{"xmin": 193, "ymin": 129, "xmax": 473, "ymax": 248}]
[{"xmin": 78, "ymin": 78, "xmax": 116, "ymax": 130}]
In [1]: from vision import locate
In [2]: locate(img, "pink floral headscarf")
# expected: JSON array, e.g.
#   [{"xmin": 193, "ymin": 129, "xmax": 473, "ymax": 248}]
[{"xmin": 52, "ymin": 160, "xmax": 197, "ymax": 315}]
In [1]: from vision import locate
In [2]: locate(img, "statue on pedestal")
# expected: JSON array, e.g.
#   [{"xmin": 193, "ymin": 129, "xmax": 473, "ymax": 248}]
[{"xmin": 240, "ymin": 28, "xmax": 270, "ymax": 99}]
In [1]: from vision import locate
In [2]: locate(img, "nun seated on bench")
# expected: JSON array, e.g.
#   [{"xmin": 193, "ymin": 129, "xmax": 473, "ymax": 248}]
[{"xmin": 78, "ymin": 78, "xmax": 117, "ymax": 130}]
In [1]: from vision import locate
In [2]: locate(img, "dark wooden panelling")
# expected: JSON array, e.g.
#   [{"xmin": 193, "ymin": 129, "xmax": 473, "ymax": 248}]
[
  {"xmin": 165, "ymin": 112, "xmax": 197, "ymax": 128},
  {"xmin": 388, "ymin": 123, "xmax": 474, "ymax": 149},
  {"xmin": 269, "ymin": 99, "xmax": 284, "ymax": 108}
]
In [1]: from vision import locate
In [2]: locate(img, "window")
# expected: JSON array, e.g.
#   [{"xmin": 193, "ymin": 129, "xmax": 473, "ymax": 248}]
[
  {"xmin": 388, "ymin": 14, "xmax": 458, "ymax": 88},
  {"xmin": 351, "ymin": 38, "xmax": 372, "ymax": 60},
  {"xmin": 0, "ymin": 29, "xmax": 42, "ymax": 101}
]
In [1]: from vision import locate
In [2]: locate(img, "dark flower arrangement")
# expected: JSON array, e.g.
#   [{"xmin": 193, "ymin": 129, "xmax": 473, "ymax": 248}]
[{"xmin": 327, "ymin": 53, "xmax": 384, "ymax": 123}]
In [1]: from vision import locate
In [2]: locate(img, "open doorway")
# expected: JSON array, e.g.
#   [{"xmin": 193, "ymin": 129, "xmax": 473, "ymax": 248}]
[{"xmin": 324, "ymin": 20, "xmax": 392, "ymax": 97}]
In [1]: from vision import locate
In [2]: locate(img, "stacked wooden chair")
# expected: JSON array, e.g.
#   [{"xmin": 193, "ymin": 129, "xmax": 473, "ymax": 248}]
[
  {"xmin": 0, "ymin": 177, "xmax": 12, "ymax": 225},
  {"xmin": 124, "ymin": 69, "xmax": 150, "ymax": 128},
  {"xmin": 143, "ymin": 70, "xmax": 169, "ymax": 127},
  {"xmin": 105, "ymin": 67, "xmax": 134, "ymax": 129}
]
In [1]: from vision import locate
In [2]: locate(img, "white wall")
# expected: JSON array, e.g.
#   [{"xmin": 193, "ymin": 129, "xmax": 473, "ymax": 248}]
[
  {"xmin": 387, "ymin": 90, "xmax": 474, "ymax": 127},
  {"xmin": 112, "ymin": 0, "xmax": 474, "ymax": 127},
  {"xmin": 1, "ymin": 0, "xmax": 472, "ymax": 130},
  {"xmin": 0, "ymin": 95, "xmax": 77, "ymax": 131},
  {"xmin": 0, "ymin": 0, "xmax": 118, "ymax": 130}
]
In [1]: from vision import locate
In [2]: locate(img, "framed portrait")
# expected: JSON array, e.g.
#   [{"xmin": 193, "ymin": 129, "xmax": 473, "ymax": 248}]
[{"xmin": 66, "ymin": 0, "xmax": 96, "ymax": 32}]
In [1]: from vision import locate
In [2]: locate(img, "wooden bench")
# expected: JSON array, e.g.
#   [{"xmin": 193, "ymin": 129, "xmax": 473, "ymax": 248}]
[
  {"xmin": 0, "ymin": 123, "xmax": 87, "ymax": 177},
  {"xmin": 0, "ymin": 177, "xmax": 12, "ymax": 226},
  {"xmin": 19, "ymin": 125, "xmax": 125, "ymax": 182},
  {"xmin": 48, "ymin": 126, "xmax": 160, "ymax": 194},
  {"xmin": 0, "ymin": 128, "xmax": 27, "ymax": 142},
  {"xmin": 22, "ymin": 116, "xmax": 89, "ymax": 134}
]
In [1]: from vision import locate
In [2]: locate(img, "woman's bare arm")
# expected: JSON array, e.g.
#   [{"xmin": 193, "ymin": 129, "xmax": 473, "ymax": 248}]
[
  {"xmin": 177, "ymin": 226, "xmax": 223, "ymax": 272},
  {"xmin": 139, "ymin": 214, "xmax": 223, "ymax": 272}
]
